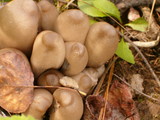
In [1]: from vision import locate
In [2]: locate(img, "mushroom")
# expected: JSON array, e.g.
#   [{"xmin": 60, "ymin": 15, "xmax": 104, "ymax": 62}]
[
  {"xmin": 56, "ymin": 9, "xmax": 90, "ymax": 44},
  {"xmin": 30, "ymin": 30, "xmax": 65, "ymax": 77},
  {"xmin": 23, "ymin": 89, "xmax": 53, "ymax": 120},
  {"xmin": 0, "ymin": 0, "xmax": 39, "ymax": 55},
  {"xmin": 50, "ymin": 88, "xmax": 83, "ymax": 120},
  {"xmin": 72, "ymin": 65, "xmax": 105, "ymax": 94},
  {"xmin": 37, "ymin": 69, "xmax": 64, "ymax": 93},
  {"xmin": 61, "ymin": 42, "xmax": 88, "ymax": 76},
  {"xmin": 85, "ymin": 22, "xmax": 119, "ymax": 67},
  {"xmin": 38, "ymin": 0, "xmax": 59, "ymax": 31}
]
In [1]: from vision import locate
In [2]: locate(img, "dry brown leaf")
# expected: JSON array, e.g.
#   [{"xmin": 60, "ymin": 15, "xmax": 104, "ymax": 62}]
[
  {"xmin": 82, "ymin": 95, "xmax": 105, "ymax": 120},
  {"xmin": 0, "ymin": 48, "xmax": 34, "ymax": 113}
]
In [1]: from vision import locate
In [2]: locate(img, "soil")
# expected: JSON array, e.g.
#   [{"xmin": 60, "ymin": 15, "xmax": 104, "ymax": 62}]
[{"xmin": 114, "ymin": 44, "xmax": 160, "ymax": 119}]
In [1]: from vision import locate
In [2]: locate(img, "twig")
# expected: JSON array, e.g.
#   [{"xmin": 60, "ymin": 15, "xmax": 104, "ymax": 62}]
[
  {"xmin": 129, "ymin": 36, "xmax": 160, "ymax": 48},
  {"xmin": 149, "ymin": 0, "xmax": 157, "ymax": 29},
  {"xmin": 118, "ymin": 31, "xmax": 160, "ymax": 87},
  {"xmin": 65, "ymin": 0, "xmax": 75, "ymax": 8},
  {"xmin": 57, "ymin": 0, "xmax": 78, "ymax": 7},
  {"xmin": 114, "ymin": 74, "xmax": 160, "ymax": 104},
  {"xmin": 93, "ymin": 57, "xmax": 117, "ymax": 95}
]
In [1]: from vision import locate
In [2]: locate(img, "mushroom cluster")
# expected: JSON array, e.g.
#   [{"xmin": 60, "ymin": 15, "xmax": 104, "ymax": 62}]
[{"xmin": 0, "ymin": 0, "xmax": 119, "ymax": 120}]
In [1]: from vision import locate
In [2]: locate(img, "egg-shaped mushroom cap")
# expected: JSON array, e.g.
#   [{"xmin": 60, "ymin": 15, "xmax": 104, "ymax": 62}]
[
  {"xmin": 38, "ymin": 0, "xmax": 58, "ymax": 31},
  {"xmin": 37, "ymin": 69, "xmax": 64, "ymax": 93},
  {"xmin": 85, "ymin": 22, "xmax": 119, "ymax": 67},
  {"xmin": 24, "ymin": 89, "xmax": 53, "ymax": 120},
  {"xmin": 50, "ymin": 88, "xmax": 83, "ymax": 120},
  {"xmin": 56, "ymin": 9, "xmax": 90, "ymax": 44},
  {"xmin": 61, "ymin": 42, "xmax": 88, "ymax": 76},
  {"xmin": 0, "ymin": 0, "xmax": 39, "ymax": 54},
  {"xmin": 30, "ymin": 30, "xmax": 65, "ymax": 77}
]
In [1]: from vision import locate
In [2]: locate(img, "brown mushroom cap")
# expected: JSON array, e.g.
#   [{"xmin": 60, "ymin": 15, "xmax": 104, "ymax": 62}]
[
  {"xmin": 72, "ymin": 73, "xmax": 93, "ymax": 93},
  {"xmin": 72, "ymin": 65, "xmax": 105, "ymax": 94},
  {"xmin": 56, "ymin": 9, "xmax": 90, "ymax": 44},
  {"xmin": 38, "ymin": 0, "xmax": 58, "ymax": 31},
  {"xmin": 23, "ymin": 89, "xmax": 53, "ymax": 120},
  {"xmin": 61, "ymin": 42, "xmax": 88, "ymax": 76},
  {"xmin": 37, "ymin": 69, "xmax": 64, "ymax": 92},
  {"xmin": 50, "ymin": 88, "xmax": 83, "ymax": 120},
  {"xmin": 30, "ymin": 30, "xmax": 65, "ymax": 77},
  {"xmin": 0, "ymin": 0, "xmax": 39, "ymax": 54},
  {"xmin": 85, "ymin": 22, "xmax": 119, "ymax": 67}
]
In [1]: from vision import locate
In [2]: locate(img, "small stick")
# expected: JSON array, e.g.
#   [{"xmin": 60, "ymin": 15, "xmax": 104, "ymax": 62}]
[
  {"xmin": 93, "ymin": 57, "xmax": 117, "ymax": 95},
  {"xmin": 148, "ymin": 0, "xmax": 157, "ymax": 29},
  {"xmin": 114, "ymin": 74, "xmax": 160, "ymax": 104},
  {"xmin": 118, "ymin": 31, "xmax": 160, "ymax": 87}
]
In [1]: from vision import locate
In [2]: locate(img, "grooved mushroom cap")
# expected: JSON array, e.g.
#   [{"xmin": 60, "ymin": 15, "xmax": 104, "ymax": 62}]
[
  {"xmin": 56, "ymin": 9, "xmax": 90, "ymax": 44},
  {"xmin": 50, "ymin": 88, "xmax": 83, "ymax": 120},
  {"xmin": 23, "ymin": 89, "xmax": 53, "ymax": 120},
  {"xmin": 0, "ymin": 0, "xmax": 39, "ymax": 54},
  {"xmin": 61, "ymin": 42, "xmax": 88, "ymax": 76},
  {"xmin": 85, "ymin": 22, "xmax": 119, "ymax": 67},
  {"xmin": 37, "ymin": 69, "xmax": 64, "ymax": 93},
  {"xmin": 30, "ymin": 31, "xmax": 65, "ymax": 77},
  {"xmin": 38, "ymin": 0, "xmax": 58, "ymax": 31}
]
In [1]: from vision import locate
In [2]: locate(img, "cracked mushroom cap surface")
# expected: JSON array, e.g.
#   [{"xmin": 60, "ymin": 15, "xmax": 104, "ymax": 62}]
[
  {"xmin": 61, "ymin": 42, "xmax": 88, "ymax": 76},
  {"xmin": 85, "ymin": 22, "xmax": 119, "ymax": 67},
  {"xmin": 30, "ymin": 30, "xmax": 65, "ymax": 77},
  {"xmin": 50, "ymin": 88, "xmax": 83, "ymax": 120},
  {"xmin": 56, "ymin": 9, "xmax": 90, "ymax": 44},
  {"xmin": 38, "ymin": 0, "xmax": 58, "ymax": 31},
  {"xmin": 0, "ymin": 0, "xmax": 39, "ymax": 54}
]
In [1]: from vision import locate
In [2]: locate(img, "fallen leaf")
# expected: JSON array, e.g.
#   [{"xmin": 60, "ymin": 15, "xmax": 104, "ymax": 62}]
[{"xmin": 0, "ymin": 48, "xmax": 34, "ymax": 113}]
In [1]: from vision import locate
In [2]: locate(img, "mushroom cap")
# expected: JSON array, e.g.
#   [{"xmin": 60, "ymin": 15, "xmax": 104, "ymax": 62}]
[
  {"xmin": 85, "ymin": 22, "xmax": 119, "ymax": 67},
  {"xmin": 37, "ymin": 69, "xmax": 64, "ymax": 92},
  {"xmin": 0, "ymin": 0, "xmax": 39, "ymax": 54},
  {"xmin": 30, "ymin": 30, "xmax": 65, "ymax": 77},
  {"xmin": 72, "ymin": 73, "xmax": 93, "ymax": 93},
  {"xmin": 72, "ymin": 65, "xmax": 105, "ymax": 94},
  {"xmin": 23, "ymin": 89, "xmax": 53, "ymax": 120},
  {"xmin": 56, "ymin": 9, "xmax": 90, "ymax": 44},
  {"xmin": 50, "ymin": 88, "xmax": 83, "ymax": 120},
  {"xmin": 61, "ymin": 42, "xmax": 88, "ymax": 76},
  {"xmin": 38, "ymin": 0, "xmax": 58, "ymax": 31}
]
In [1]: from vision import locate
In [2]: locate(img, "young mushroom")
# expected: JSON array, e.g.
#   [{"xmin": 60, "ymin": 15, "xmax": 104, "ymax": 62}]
[
  {"xmin": 23, "ymin": 89, "xmax": 53, "ymax": 120},
  {"xmin": 30, "ymin": 31, "xmax": 65, "ymax": 77},
  {"xmin": 85, "ymin": 22, "xmax": 119, "ymax": 67},
  {"xmin": 56, "ymin": 9, "xmax": 90, "ymax": 44},
  {"xmin": 38, "ymin": 0, "xmax": 59, "ymax": 31},
  {"xmin": 72, "ymin": 65, "xmax": 105, "ymax": 94},
  {"xmin": 37, "ymin": 69, "xmax": 64, "ymax": 93},
  {"xmin": 0, "ymin": 0, "xmax": 39, "ymax": 54},
  {"xmin": 61, "ymin": 42, "xmax": 88, "ymax": 76},
  {"xmin": 50, "ymin": 88, "xmax": 83, "ymax": 120}
]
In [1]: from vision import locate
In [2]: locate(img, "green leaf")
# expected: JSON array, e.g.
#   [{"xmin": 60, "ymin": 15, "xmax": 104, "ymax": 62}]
[
  {"xmin": 89, "ymin": 19, "xmax": 97, "ymax": 25},
  {"xmin": 116, "ymin": 39, "xmax": 135, "ymax": 64},
  {"xmin": 78, "ymin": 0, "xmax": 121, "ymax": 22},
  {"xmin": 78, "ymin": 0, "xmax": 106, "ymax": 17},
  {"xmin": 93, "ymin": 0, "xmax": 121, "ymax": 22},
  {"xmin": 125, "ymin": 17, "xmax": 148, "ymax": 32},
  {"xmin": 0, "ymin": 115, "xmax": 35, "ymax": 120}
]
